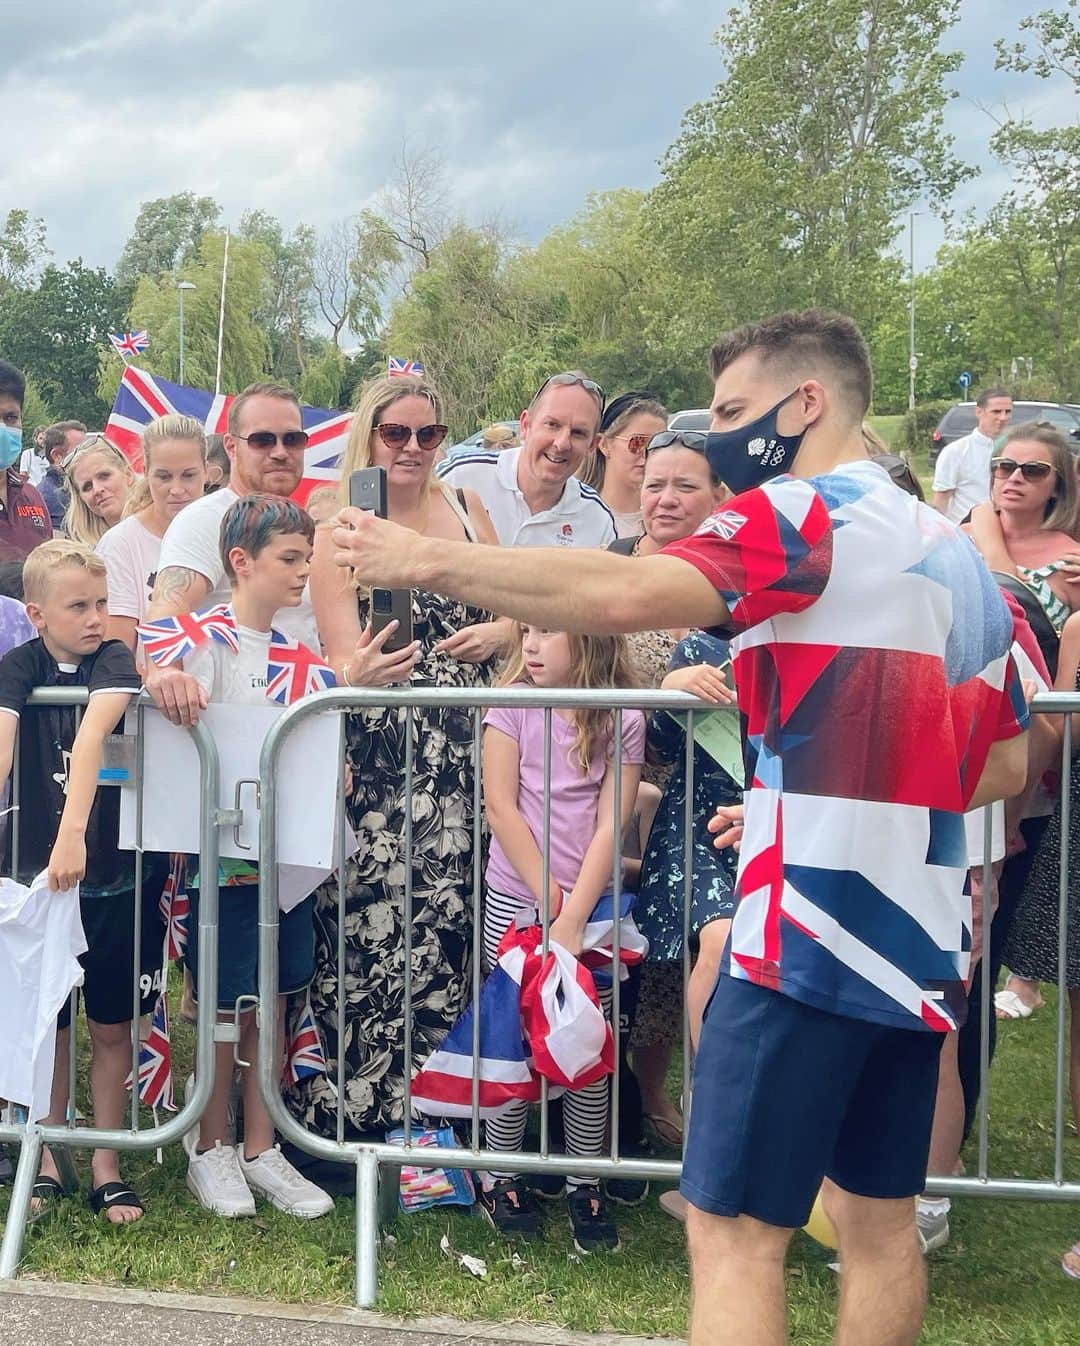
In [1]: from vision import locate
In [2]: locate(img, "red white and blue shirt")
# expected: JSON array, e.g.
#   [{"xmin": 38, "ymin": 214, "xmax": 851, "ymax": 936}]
[{"xmin": 666, "ymin": 460, "xmax": 1028, "ymax": 1032}]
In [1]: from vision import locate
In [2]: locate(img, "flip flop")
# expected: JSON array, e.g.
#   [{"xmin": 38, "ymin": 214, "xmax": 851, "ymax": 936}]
[
  {"xmin": 29, "ymin": 1175, "xmax": 64, "ymax": 1222},
  {"xmin": 88, "ymin": 1181, "xmax": 144, "ymax": 1222},
  {"xmin": 994, "ymin": 989, "xmax": 1035, "ymax": 1020},
  {"xmin": 1062, "ymin": 1243, "xmax": 1080, "ymax": 1281}
]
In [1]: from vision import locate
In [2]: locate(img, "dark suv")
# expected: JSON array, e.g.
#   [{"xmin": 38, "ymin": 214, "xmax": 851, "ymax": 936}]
[{"xmin": 930, "ymin": 401, "xmax": 1080, "ymax": 464}]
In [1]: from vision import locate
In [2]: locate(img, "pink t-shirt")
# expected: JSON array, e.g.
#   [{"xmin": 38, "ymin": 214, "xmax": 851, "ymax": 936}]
[{"xmin": 483, "ymin": 695, "xmax": 646, "ymax": 902}]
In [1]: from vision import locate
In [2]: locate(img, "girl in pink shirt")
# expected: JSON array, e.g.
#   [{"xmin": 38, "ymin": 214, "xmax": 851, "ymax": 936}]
[{"xmin": 480, "ymin": 625, "xmax": 644, "ymax": 1254}]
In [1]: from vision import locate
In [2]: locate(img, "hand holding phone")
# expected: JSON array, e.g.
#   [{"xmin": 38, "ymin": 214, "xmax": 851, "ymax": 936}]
[{"xmin": 347, "ymin": 467, "xmax": 414, "ymax": 654}]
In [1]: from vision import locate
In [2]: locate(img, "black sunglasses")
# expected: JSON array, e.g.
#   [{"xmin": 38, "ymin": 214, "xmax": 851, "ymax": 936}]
[
  {"xmin": 235, "ymin": 430, "xmax": 309, "ymax": 450},
  {"xmin": 991, "ymin": 456, "xmax": 1055, "ymax": 482},
  {"xmin": 530, "ymin": 372, "xmax": 606, "ymax": 412},
  {"xmin": 645, "ymin": 430, "xmax": 707, "ymax": 455},
  {"xmin": 375, "ymin": 422, "xmax": 448, "ymax": 452}
]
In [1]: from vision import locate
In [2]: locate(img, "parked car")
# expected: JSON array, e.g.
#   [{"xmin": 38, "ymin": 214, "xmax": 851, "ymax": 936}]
[
  {"xmin": 930, "ymin": 401, "xmax": 1080, "ymax": 465},
  {"xmin": 667, "ymin": 408, "xmax": 711, "ymax": 433}
]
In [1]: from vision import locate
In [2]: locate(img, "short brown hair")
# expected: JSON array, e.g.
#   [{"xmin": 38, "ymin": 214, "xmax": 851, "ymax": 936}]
[
  {"xmin": 42, "ymin": 420, "xmax": 87, "ymax": 456},
  {"xmin": 23, "ymin": 538, "xmax": 106, "ymax": 606},
  {"xmin": 976, "ymin": 385, "xmax": 1012, "ymax": 409},
  {"xmin": 227, "ymin": 382, "xmax": 302, "ymax": 436},
  {"xmin": 709, "ymin": 309, "xmax": 872, "ymax": 421}
]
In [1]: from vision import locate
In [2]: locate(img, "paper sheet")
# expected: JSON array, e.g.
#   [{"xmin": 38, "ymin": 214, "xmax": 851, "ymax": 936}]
[{"xmin": 690, "ymin": 708, "xmax": 745, "ymax": 787}]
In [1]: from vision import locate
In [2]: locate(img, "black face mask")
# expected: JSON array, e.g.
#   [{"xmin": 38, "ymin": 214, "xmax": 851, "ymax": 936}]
[{"xmin": 704, "ymin": 389, "xmax": 807, "ymax": 495}]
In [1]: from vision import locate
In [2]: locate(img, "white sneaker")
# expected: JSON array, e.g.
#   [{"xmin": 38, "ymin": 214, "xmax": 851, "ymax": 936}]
[
  {"xmin": 239, "ymin": 1145, "xmax": 334, "ymax": 1219},
  {"xmin": 916, "ymin": 1207, "xmax": 950, "ymax": 1254},
  {"xmin": 186, "ymin": 1141, "xmax": 256, "ymax": 1218}
]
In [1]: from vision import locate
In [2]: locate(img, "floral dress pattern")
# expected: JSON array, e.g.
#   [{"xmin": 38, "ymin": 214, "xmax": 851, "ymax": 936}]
[{"xmin": 286, "ymin": 585, "xmax": 495, "ymax": 1138}]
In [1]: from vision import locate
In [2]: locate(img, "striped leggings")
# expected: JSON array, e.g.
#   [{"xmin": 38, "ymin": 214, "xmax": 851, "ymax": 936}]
[{"xmin": 483, "ymin": 886, "xmax": 612, "ymax": 1191}]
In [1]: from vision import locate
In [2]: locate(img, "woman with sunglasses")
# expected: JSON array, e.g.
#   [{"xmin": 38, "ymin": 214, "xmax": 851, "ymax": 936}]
[
  {"xmin": 63, "ymin": 435, "xmax": 137, "ymax": 547},
  {"xmin": 294, "ymin": 374, "xmax": 501, "ymax": 1142},
  {"xmin": 604, "ymin": 429, "xmax": 729, "ymax": 1174},
  {"xmin": 580, "ymin": 393, "xmax": 668, "ymax": 539}
]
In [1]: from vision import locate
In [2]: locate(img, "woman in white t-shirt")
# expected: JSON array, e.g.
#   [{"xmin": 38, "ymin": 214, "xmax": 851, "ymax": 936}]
[{"xmin": 97, "ymin": 415, "xmax": 208, "ymax": 652}]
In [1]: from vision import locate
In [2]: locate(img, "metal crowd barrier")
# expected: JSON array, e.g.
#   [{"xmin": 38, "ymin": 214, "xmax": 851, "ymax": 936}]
[
  {"xmin": 254, "ymin": 687, "xmax": 1080, "ymax": 1307},
  {"xmin": 0, "ymin": 689, "xmax": 224, "ymax": 1280}
]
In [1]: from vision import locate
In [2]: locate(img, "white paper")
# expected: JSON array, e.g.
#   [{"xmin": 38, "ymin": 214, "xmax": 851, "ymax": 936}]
[{"xmin": 120, "ymin": 703, "xmax": 353, "ymax": 891}]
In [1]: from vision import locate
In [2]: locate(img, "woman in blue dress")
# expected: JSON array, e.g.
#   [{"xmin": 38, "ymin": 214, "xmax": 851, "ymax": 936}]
[{"xmin": 636, "ymin": 628, "xmax": 743, "ymax": 1046}]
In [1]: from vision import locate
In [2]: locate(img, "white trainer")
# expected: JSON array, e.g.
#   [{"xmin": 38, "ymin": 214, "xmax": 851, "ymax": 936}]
[
  {"xmin": 239, "ymin": 1145, "xmax": 334, "ymax": 1219},
  {"xmin": 186, "ymin": 1141, "xmax": 256, "ymax": 1218}
]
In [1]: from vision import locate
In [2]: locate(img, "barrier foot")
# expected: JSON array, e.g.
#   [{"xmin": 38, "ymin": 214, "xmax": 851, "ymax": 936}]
[
  {"xmin": 53, "ymin": 1146, "xmax": 79, "ymax": 1195},
  {"xmin": 355, "ymin": 1149, "xmax": 379, "ymax": 1308},
  {"xmin": 0, "ymin": 1128, "xmax": 42, "ymax": 1280}
]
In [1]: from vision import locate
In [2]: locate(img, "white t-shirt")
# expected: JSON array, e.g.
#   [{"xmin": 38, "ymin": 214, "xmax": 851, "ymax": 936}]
[
  {"xmin": 157, "ymin": 488, "xmax": 319, "ymax": 650},
  {"xmin": 19, "ymin": 450, "xmax": 46, "ymax": 487},
  {"xmin": 436, "ymin": 446, "xmax": 616, "ymax": 548},
  {"xmin": 932, "ymin": 429, "xmax": 994, "ymax": 524},
  {"xmin": 96, "ymin": 515, "xmax": 162, "ymax": 624},
  {"xmin": 186, "ymin": 624, "xmax": 272, "ymax": 705}
]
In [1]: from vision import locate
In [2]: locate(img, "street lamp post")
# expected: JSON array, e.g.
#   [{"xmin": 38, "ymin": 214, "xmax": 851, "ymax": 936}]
[
  {"xmin": 908, "ymin": 211, "xmax": 921, "ymax": 413},
  {"xmin": 177, "ymin": 281, "xmax": 196, "ymax": 383}
]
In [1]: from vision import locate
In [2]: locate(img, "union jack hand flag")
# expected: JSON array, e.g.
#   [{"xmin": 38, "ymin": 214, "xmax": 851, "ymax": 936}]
[
  {"xmin": 128, "ymin": 992, "xmax": 176, "ymax": 1112},
  {"xmin": 388, "ymin": 356, "xmax": 425, "ymax": 378},
  {"xmin": 284, "ymin": 996, "xmax": 327, "ymax": 1085},
  {"xmin": 105, "ymin": 364, "xmax": 352, "ymax": 497},
  {"xmin": 108, "ymin": 331, "xmax": 150, "ymax": 359},
  {"xmin": 137, "ymin": 604, "xmax": 239, "ymax": 667},
  {"xmin": 158, "ymin": 854, "xmax": 189, "ymax": 962},
  {"xmin": 265, "ymin": 630, "xmax": 336, "ymax": 706}
]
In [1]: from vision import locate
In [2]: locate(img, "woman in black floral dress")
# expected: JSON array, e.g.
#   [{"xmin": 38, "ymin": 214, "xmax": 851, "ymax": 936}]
[{"xmin": 291, "ymin": 375, "xmax": 503, "ymax": 1138}]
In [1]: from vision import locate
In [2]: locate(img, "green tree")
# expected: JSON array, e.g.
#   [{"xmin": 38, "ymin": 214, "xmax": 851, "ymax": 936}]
[
  {"xmin": 0, "ymin": 210, "xmax": 49, "ymax": 295},
  {"xmin": 0, "ymin": 260, "xmax": 128, "ymax": 425},
  {"xmin": 238, "ymin": 210, "xmax": 317, "ymax": 382},
  {"xmin": 116, "ymin": 192, "xmax": 222, "ymax": 286},
  {"xmin": 644, "ymin": 0, "xmax": 971, "ymax": 396}
]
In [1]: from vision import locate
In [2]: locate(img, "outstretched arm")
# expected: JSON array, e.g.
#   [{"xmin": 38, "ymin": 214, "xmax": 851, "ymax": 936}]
[{"xmin": 331, "ymin": 508, "xmax": 730, "ymax": 636}]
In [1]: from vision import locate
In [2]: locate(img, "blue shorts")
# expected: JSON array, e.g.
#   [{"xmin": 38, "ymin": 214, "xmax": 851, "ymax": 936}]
[
  {"xmin": 680, "ymin": 974, "xmax": 944, "ymax": 1228},
  {"xmin": 186, "ymin": 886, "xmax": 315, "ymax": 1011}
]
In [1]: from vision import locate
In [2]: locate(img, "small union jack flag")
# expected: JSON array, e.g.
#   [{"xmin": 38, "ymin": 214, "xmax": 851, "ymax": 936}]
[
  {"xmin": 129, "ymin": 992, "xmax": 176, "ymax": 1112},
  {"xmin": 284, "ymin": 995, "xmax": 328, "ymax": 1085},
  {"xmin": 109, "ymin": 330, "xmax": 150, "ymax": 359},
  {"xmin": 159, "ymin": 854, "xmax": 189, "ymax": 962},
  {"xmin": 265, "ymin": 630, "xmax": 335, "ymax": 706},
  {"xmin": 137, "ymin": 604, "xmax": 239, "ymax": 667},
  {"xmin": 388, "ymin": 356, "xmax": 425, "ymax": 378}
]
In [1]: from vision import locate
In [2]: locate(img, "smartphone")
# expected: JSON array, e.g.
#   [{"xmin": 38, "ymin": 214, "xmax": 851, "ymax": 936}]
[
  {"xmin": 371, "ymin": 586, "xmax": 414, "ymax": 653},
  {"xmin": 348, "ymin": 467, "xmax": 414, "ymax": 654}
]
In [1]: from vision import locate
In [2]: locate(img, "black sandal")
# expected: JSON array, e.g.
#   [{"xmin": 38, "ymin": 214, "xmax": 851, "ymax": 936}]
[
  {"xmin": 88, "ymin": 1181, "xmax": 144, "ymax": 1220},
  {"xmin": 29, "ymin": 1175, "xmax": 64, "ymax": 1222}
]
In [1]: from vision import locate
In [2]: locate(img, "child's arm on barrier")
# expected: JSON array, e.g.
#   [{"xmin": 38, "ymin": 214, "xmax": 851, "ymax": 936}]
[
  {"xmin": 483, "ymin": 724, "xmax": 562, "ymax": 911},
  {"xmin": 549, "ymin": 754, "xmax": 641, "ymax": 957},
  {"xmin": 47, "ymin": 691, "xmax": 133, "ymax": 892}
]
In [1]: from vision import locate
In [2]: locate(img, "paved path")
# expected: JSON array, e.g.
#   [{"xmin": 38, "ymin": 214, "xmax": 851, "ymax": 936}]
[{"xmin": 0, "ymin": 1280, "xmax": 682, "ymax": 1346}]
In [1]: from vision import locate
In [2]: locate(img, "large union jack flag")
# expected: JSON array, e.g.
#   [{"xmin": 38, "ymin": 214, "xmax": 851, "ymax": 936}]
[
  {"xmin": 387, "ymin": 356, "xmax": 425, "ymax": 378},
  {"xmin": 284, "ymin": 995, "xmax": 328, "ymax": 1085},
  {"xmin": 265, "ymin": 629, "xmax": 336, "ymax": 706},
  {"xmin": 137, "ymin": 603, "xmax": 239, "ymax": 667},
  {"xmin": 109, "ymin": 330, "xmax": 150, "ymax": 359},
  {"xmin": 128, "ymin": 992, "xmax": 176, "ymax": 1112},
  {"xmin": 105, "ymin": 365, "xmax": 352, "ymax": 502}
]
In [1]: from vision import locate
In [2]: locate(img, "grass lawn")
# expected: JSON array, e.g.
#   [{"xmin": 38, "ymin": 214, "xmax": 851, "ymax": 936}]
[
  {"xmin": 5, "ymin": 993, "xmax": 1080, "ymax": 1342},
  {"xmin": 868, "ymin": 413, "xmax": 905, "ymax": 450}
]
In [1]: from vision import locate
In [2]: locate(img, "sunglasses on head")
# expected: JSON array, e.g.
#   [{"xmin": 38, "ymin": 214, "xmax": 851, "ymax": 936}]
[
  {"xmin": 531, "ymin": 372, "xmax": 606, "ymax": 412},
  {"xmin": 61, "ymin": 433, "xmax": 121, "ymax": 472},
  {"xmin": 375, "ymin": 422, "xmax": 448, "ymax": 452},
  {"xmin": 234, "ymin": 430, "xmax": 309, "ymax": 450},
  {"xmin": 991, "ymin": 456, "xmax": 1055, "ymax": 482},
  {"xmin": 645, "ymin": 430, "xmax": 707, "ymax": 455}
]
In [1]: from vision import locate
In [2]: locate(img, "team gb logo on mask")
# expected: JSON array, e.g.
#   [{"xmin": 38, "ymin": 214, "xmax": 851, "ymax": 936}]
[
  {"xmin": 747, "ymin": 437, "xmax": 768, "ymax": 457},
  {"xmin": 698, "ymin": 509, "xmax": 748, "ymax": 541}
]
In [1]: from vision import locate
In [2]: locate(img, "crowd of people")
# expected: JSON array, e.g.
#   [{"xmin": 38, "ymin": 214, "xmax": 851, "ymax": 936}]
[{"xmin": 0, "ymin": 311, "xmax": 1079, "ymax": 1344}]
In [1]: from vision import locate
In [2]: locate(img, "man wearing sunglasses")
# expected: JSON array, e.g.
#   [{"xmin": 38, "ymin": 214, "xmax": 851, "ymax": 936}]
[
  {"xmin": 436, "ymin": 371, "xmax": 616, "ymax": 548},
  {"xmin": 333, "ymin": 309, "xmax": 1030, "ymax": 1346},
  {"xmin": 932, "ymin": 386, "xmax": 1013, "ymax": 523},
  {"xmin": 145, "ymin": 382, "xmax": 316, "ymax": 725}
]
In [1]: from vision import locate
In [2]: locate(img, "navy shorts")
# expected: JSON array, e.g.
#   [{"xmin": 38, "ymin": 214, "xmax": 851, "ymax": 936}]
[
  {"xmin": 680, "ymin": 974, "xmax": 945, "ymax": 1228},
  {"xmin": 186, "ymin": 886, "xmax": 315, "ymax": 1011},
  {"xmin": 58, "ymin": 883, "xmax": 166, "ymax": 1030}
]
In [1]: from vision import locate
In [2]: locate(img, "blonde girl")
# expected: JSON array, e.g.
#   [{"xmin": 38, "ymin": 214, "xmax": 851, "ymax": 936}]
[
  {"xmin": 63, "ymin": 435, "xmax": 136, "ymax": 547},
  {"xmin": 96, "ymin": 416, "xmax": 208, "ymax": 651},
  {"xmin": 479, "ymin": 624, "xmax": 644, "ymax": 1254}
]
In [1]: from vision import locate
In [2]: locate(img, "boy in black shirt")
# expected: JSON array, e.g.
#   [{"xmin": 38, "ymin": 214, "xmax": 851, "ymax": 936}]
[{"xmin": 0, "ymin": 539, "xmax": 163, "ymax": 1223}]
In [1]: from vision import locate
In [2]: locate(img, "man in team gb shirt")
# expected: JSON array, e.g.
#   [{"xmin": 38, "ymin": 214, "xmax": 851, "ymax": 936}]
[{"xmin": 329, "ymin": 310, "xmax": 1029, "ymax": 1346}]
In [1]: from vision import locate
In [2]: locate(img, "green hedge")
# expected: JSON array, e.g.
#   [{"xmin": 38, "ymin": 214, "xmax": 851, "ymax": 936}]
[{"xmin": 899, "ymin": 399, "xmax": 952, "ymax": 453}]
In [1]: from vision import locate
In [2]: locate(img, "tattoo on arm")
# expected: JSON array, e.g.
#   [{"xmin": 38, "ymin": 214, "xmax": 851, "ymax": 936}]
[{"xmin": 149, "ymin": 566, "xmax": 210, "ymax": 615}]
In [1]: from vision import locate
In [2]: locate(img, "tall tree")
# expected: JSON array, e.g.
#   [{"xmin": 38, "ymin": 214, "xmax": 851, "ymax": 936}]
[
  {"xmin": 116, "ymin": 192, "xmax": 222, "ymax": 286},
  {"xmin": 310, "ymin": 216, "xmax": 399, "ymax": 349},
  {"xmin": 0, "ymin": 210, "xmax": 49, "ymax": 295},
  {"xmin": 238, "ymin": 210, "xmax": 317, "ymax": 380}
]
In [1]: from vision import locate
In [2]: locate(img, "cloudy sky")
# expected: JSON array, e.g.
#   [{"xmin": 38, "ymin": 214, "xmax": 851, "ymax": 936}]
[{"xmin": 4, "ymin": 0, "xmax": 1073, "ymax": 277}]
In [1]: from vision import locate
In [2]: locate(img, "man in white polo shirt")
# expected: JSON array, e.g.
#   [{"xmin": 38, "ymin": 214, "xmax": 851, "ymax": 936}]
[
  {"xmin": 931, "ymin": 386, "xmax": 1013, "ymax": 523},
  {"xmin": 437, "ymin": 371, "xmax": 616, "ymax": 547}
]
